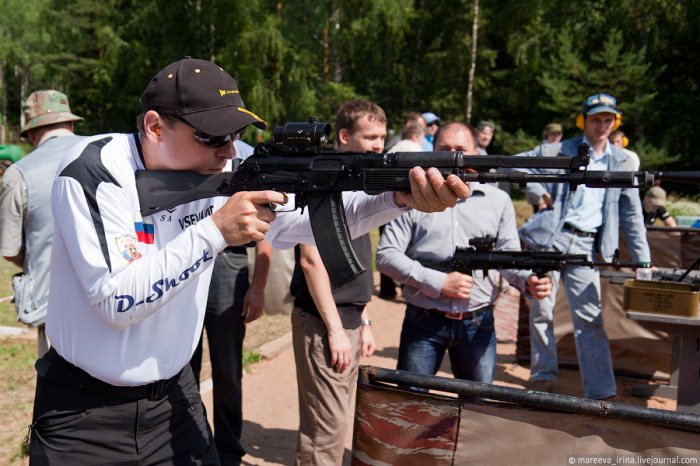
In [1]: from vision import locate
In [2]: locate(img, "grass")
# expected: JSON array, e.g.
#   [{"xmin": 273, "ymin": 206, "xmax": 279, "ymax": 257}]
[
  {"xmin": 0, "ymin": 336, "xmax": 37, "ymax": 465},
  {"xmin": 243, "ymin": 351, "xmax": 264, "ymax": 366}
]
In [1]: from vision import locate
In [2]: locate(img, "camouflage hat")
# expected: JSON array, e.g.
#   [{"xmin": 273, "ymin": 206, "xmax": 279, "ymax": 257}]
[{"xmin": 20, "ymin": 90, "xmax": 83, "ymax": 138}]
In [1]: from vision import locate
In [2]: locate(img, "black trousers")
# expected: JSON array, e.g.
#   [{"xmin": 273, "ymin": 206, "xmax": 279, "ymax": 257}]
[
  {"xmin": 30, "ymin": 350, "xmax": 220, "ymax": 465},
  {"xmin": 190, "ymin": 249, "xmax": 249, "ymax": 465}
]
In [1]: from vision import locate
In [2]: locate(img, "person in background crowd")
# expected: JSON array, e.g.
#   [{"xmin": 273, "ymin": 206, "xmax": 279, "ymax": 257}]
[
  {"xmin": 388, "ymin": 121, "xmax": 426, "ymax": 153},
  {"xmin": 377, "ymin": 121, "xmax": 552, "ymax": 388},
  {"xmin": 29, "ymin": 57, "xmax": 470, "ymax": 464},
  {"xmin": 381, "ymin": 112, "xmax": 428, "ymax": 299},
  {"xmin": 517, "ymin": 93, "xmax": 650, "ymax": 400},
  {"xmin": 384, "ymin": 111, "xmax": 427, "ymax": 152},
  {"xmin": 0, "ymin": 90, "xmax": 85, "ymax": 357},
  {"xmin": 542, "ymin": 123, "xmax": 563, "ymax": 144},
  {"xmin": 188, "ymin": 138, "xmax": 273, "ymax": 466},
  {"xmin": 643, "ymin": 185, "xmax": 677, "ymax": 227},
  {"xmin": 421, "ymin": 112, "xmax": 441, "ymax": 150},
  {"xmin": 528, "ymin": 123, "xmax": 564, "ymax": 211},
  {"xmin": 379, "ymin": 119, "xmax": 428, "ymax": 300},
  {"xmin": 476, "ymin": 120, "xmax": 495, "ymax": 155},
  {"xmin": 609, "ymin": 129, "xmax": 640, "ymax": 171},
  {"xmin": 290, "ymin": 99, "xmax": 385, "ymax": 465}
]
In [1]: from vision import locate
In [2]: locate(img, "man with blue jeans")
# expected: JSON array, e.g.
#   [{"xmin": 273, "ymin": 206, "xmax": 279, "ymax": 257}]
[
  {"xmin": 517, "ymin": 94, "xmax": 651, "ymax": 400},
  {"xmin": 377, "ymin": 122, "xmax": 552, "ymax": 385}
]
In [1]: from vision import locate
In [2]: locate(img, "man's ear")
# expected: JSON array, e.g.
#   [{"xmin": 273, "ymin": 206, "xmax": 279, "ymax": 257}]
[
  {"xmin": 338, "ymin": 128, "xmax": 350, "ymax": 146},
  {"xmin": 143, "ymin": 110, "xmax": 163, "ymax": 143},
  {"xmin": 26, "ymin": 129, "xmax": 39, "ymax": 147}
]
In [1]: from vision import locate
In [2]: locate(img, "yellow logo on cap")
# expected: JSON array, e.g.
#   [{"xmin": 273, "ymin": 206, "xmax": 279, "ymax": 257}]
[
  {"xmin": 238, "ymin": 107, "xmax": 266, "ymax": 125},
  {"xmin": 219, "ymin": 89, "xmax": 240, "ymax": 97}
]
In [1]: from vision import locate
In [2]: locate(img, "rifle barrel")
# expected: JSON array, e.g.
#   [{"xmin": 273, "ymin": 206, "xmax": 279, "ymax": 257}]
[{"xmin": 657, "ymin": 171, "xmax": 700, "ymax": 185}]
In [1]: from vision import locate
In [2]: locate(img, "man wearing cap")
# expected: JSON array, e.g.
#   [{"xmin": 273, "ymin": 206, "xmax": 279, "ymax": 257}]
[
  {"xmin": 517, "ymin": 93, "xmax": 650, "ymax": 400},
  {"xmin": 643, "ymin": 185, "xmax": 677, "ymax": 227},
  {"xmin": 0, "ymin": 90, "xmax": 85, "ymax": 357},
  {"xmin": 28, "ymin": 57, "xmax": 471, "ymax": 464},
  {"xmin": 187, "ymin": 138, "xmax": 272, "ymax": 465},
  {"xmin": 541, "ymin": 123, "xmax": 563, "ymax": 145},
  {"xmin": 422, "ymin": 112, "xmax": 441, "ymax": 150}
]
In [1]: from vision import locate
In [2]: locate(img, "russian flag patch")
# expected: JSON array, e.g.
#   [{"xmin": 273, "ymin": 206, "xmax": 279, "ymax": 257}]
[{"xmin": 135, "ymin": 222, "xmax": 154, "ymax": 244}]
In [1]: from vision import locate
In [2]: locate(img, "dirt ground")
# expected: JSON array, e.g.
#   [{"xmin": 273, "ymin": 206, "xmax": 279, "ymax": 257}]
[
  {"xmin": 1, "ymin": 275, "xmax": 680, "ymax": 465},
  {"xmin": 207, "ymin": 276, "xmax": 678, "ymax": 466}
]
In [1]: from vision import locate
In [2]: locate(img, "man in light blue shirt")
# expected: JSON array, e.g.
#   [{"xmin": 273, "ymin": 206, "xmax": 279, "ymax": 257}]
[
  {"xmin": 517, "ymin": 94, "xmax": 650, "ymax": 400},
  {"xmin": 377, "ymin": 122, "xmax": 552, "ymax": 385}
]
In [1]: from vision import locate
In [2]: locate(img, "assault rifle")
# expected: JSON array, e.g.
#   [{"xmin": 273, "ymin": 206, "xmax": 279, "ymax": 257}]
[
  {"xmin": 450, "ymin": 236, "xmax": 651, "ymax": 278},
  {"xmin": 135, "ymin": 118, "xmax": 656, "ymax": 289}
]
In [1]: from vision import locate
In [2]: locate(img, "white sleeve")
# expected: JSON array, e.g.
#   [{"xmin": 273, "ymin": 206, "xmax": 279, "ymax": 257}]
[{"xmin": 265, "ymin": 191, "xmax": 408, "ymax": 250}]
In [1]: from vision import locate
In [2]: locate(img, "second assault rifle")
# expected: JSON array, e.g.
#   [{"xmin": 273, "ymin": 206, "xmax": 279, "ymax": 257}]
[
  {"xmin": 136, "ymin": 118, "xmax": 658, "ymax": 289},
  {"xmin": 450, "ymin": 236, "xmax": 651, "ymax": 278}
]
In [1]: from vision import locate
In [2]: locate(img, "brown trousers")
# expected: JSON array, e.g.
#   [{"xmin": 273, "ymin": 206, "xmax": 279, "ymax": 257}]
[{"xmin": 291, "ymin": 306, "xmax": 361, "ymax": 466}]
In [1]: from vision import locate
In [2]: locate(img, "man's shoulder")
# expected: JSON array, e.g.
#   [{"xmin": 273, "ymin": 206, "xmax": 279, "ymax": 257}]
[
  {"xmin": 388, "ymin": 140, "xmax": 423, "ymax": 153},
  {"xmin": 0, "ymin": 164, "xmax": 24, "ymax": 192},
  {"xmin": 56, "ymin": 133, "xmax": 139, "ymax": 181},
  {"xmin": 60, "ymin": 133, "xmax": 134, "ymax": 163},
  {"xmin": 560, "ymin": 136, "xmax": 585, "ymax": 155},
  {"xmin": 20, "ymin": 133, "xmax": 87, "ymax": 162},
  {"xmin": 470, "ymin": 183, "xmax": 514, "ymax": 208}
]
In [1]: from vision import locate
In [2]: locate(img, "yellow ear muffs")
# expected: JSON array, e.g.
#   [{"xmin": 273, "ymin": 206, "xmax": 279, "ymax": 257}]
[
  {"xmin": 577, "ymin": 112, "xmax": 622, "ymax": 131},
  {"xmin": 612, "ymin": 113, "xmax": 622, "ymax": 131},
  {"xmin": 622, "ymin": 136, "xmax": 629, "ymax": 148}
]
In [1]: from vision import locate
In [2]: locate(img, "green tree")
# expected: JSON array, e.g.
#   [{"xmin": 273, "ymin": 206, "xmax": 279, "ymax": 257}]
[
  {"xmin": 537, "ymin": 28, "xmax": 659, "ymax": 129},
  {"xmin": 0, "ymin": 0, "xmax": 49, "ymax": 133}
]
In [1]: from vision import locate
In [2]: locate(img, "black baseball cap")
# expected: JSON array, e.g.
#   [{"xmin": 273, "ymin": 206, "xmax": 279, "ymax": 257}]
[{"xmin": 140, "ymin": 57, "xmax": 267, "ymax": 137}]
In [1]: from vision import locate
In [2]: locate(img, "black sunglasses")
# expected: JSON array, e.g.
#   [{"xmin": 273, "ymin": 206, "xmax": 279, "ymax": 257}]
[{"xmin": 175, "ymin": 118, "xmax": 247, "ymax": 148}]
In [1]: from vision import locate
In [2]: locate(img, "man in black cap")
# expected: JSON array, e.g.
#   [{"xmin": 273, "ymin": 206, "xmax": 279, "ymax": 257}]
[{"xmin": 28, "ymin": 57, "xmax": 471, "ymax": 464}]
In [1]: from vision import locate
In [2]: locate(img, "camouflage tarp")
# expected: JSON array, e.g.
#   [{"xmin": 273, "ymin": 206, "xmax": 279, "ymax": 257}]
[
  {"xmin": 353, "ymin": 380, "xmax": 700, "ymax": 465},
  {"xmin": 352, "ymin": 383, "xmax": 460, "ymax": 465}
]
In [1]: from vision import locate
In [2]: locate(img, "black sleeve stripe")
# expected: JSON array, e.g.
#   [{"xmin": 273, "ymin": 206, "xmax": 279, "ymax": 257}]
[{"xmin": 59, "ymin": 137, "xmax": 122, "ymax": 272}]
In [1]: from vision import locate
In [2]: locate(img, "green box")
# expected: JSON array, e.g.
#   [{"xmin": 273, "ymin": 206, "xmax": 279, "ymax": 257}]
[{"xmin": 623, "ymin": 279, "xmax": 699, "ymax": 317}]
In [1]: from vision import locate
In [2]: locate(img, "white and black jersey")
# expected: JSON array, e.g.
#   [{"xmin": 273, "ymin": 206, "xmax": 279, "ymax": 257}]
[{"xmin": 46, "ymin": 133, "xmax": 403, "ymax": 386}]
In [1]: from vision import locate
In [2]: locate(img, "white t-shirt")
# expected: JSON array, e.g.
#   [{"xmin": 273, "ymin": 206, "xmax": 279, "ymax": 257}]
[{"xmin": 47, "ymin": 133, "xmax": 402, "ymax": 385}]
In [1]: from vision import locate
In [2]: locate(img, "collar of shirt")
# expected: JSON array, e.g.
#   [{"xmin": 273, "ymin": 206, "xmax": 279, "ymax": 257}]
[
  {"xmin": 581, "ymin": 134, "xmax": 611, "ymax": 168},
  {"xmin": 36, "ymin": 128, "xmax": 75, "ymax": 148}
]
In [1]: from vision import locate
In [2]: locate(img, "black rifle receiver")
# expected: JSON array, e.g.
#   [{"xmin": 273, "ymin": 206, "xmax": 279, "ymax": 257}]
[
  {"xmin": 135, "ymin": 118, "xmax": 656, "ymax": 289},
  {"xmin": 450, "ymin": 238, "xmax": 651, "ymax": 278}
]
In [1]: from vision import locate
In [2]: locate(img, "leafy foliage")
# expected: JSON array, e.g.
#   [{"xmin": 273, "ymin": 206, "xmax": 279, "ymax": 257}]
[{"xmin": 0, "ymin": 0, "xmax": 696, "ymax": 192}]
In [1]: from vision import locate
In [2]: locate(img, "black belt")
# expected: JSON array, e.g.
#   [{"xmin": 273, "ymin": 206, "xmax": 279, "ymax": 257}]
[
  {"xmin": 37, "ymin": 348, "xmax": 185, "ymax": 401},
  {"xmin": 430, "ymin": 305, "xmax": 491, "ymax": 321},
  {"xmin": 562, "ymin": 223, "xmax": 597, "ymax": 238},
  {"xmin": 223, "ymin": 246, "xmax": 248, "ymax": 254}
]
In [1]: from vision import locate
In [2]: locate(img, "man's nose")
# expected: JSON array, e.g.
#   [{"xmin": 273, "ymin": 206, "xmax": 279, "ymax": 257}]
[{"xmin": 216, "ymin": 141, "xmax": 237, "ymax": 159}]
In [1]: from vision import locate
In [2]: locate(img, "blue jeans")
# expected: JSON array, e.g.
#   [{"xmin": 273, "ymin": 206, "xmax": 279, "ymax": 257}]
[
  {"xmin": 191, "ymin": 249, "xmax": 249, "ymax": 466},
  {"xmin": 397, "ymin": 303, "xmax": 497, "ymax": 384},
  {"xmin": 528, "ymin": 230, "xmax": 616, "ymax": 400}
]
